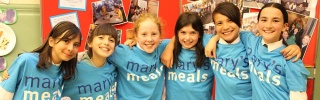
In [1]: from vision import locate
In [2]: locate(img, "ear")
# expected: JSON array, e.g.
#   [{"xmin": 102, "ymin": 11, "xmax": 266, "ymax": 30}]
[
  {"xmin": 282, "ymin": 23, "xmax": 288, "ymax": 32},
  {"xmin": 87, "ymin": 41, "xmax": 93, "ymax": 48},
  {"xmin": 48, "ymin": 37, "xmax": 54, "ymax": 47}
]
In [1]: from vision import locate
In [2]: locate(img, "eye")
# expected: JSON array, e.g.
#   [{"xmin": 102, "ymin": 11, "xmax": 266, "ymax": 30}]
[
  {"xmin": 273, "ymin": 19, "xmax": 280, "ymax": 22},
  {"xmin": 73, "ymin": 43, "xmax": 80, "ymax": 47},
  {"xmin": 180, "ymin": 31, "xmax": 186, "ymax": 34},
  {"xmin": 109, "ymin": 38, "xmax": 115, "ymax": 43},
  {"xmin": 64, "ymin": 40, "xmax": 70, "ymax": 43},
  {"xmin": 98, "ymin": 35, "xmax": 104, "ymax": 39}
]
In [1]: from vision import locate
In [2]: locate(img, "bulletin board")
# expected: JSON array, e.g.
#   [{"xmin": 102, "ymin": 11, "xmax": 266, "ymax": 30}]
[
  {"xmin": 41, "ymin": 0, "xmax": 180, "ymax": 52},
  {"xmin": 181, "ymin": 0, "xmax": 320, "ymax": 66}
]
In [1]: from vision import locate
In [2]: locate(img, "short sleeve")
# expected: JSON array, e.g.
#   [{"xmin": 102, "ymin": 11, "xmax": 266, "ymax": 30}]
[
  {"xmin": 202, "ymin": 34, "xmax": 214, "ymax": 46},
  {"xmin": 108, "ymin": 44, "xmax": 131, "ymax": 63},
  {"xmin": 285, "ymin": 60, "xmax": 309, "ymax": 91},
  {"xmin": 239, "ymin": 31, "xmax": 256, "ymax": 47},
  {"xmin": 0, "ymin": 56, "xmax": 26, "ymax": 93},
  {"xmin": 157, "ymin": 39, "xmax": 170, "ymax": 52}
]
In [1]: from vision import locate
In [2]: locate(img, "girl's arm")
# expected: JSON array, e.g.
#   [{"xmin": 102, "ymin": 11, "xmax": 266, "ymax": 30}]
[
  {"xmin": 0, "ymin": 86, "xmax": 13, "ymax": 100},
  {"xmin": 285, "ymin": 60, "xmax": 309, "ymax": 100},
  {"xmin": 205, "ymin": 31, "xmax": 301, "ymax": 62},
  {"xmin": 205, "ymin": 35, "xmax": 220, "ymax": 58},
  {"xmin": 280, "ymin": 45, "xmax": 301, "ymax": 62},
  {"xmin": 160, "ymin": 37, "xmax": 175, "ymax": 68}
]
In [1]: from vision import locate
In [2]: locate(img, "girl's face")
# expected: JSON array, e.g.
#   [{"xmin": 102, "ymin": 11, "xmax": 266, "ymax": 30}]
[
  {"xmin": 282, "ymin": 31, "xmax": 288, "ymax": 39},
  {"xmin": 213, "ymin": 13, "xmax": 240, "ymax": 43},
  {"xmin": 88, "ymin": 35, "xmax": 115, "ymax": 59},
  {"xmin": 178, "ymin": 24, "xmax": 199, "ymax": 49},
  {"xmin": 49, "ymin": 32, "xmax": 81, "ymax": 64},
  {"xmin": 135, "ymin": 18, "xmax": 161, "ymax": 53},
  {"xmin": 257, "ymin": 7, "xmax": 287, "ymax": 43}
]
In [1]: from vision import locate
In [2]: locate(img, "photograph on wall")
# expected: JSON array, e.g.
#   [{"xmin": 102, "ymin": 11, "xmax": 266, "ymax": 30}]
[
  {"xmin": 243, "ymin": 0, "xmax": 281, "ymax": 9},
  {"xmin": 242, "ymin": 12, "xmax": 259, "ymax": 35},
  {"xmin": 0, "ymin": 8, "xmax": 17, "ymax": 24},
  {"xmin": 84, "ymin": 24, "xmax": 97, "ymax": 50},
  {"xmin": 127, "ymin": 0, "xmax": 159, "ymax": 22},
  {"xmin": 58, "ymin": 0, "xmax": 87, "ymax": 11},
  {"xmin": 215, "ymin": 0, "xmax": 243, "ymax": 7},
  {"xmin": 0, "ymin": 23, "xmax": 16, "ymax": 56},
  {"xmin": 116, "ymin": 29, "xmax": 122, "ymax": 44},
  {"xmin": 49, "ymin": 12, "xmax": 80, "ymax": 28},
  {"xmin": 183, "ymin": 0, "xmax": 214, "ymax": 25},
  {"xmin": 92, "ymin": 0, "xmax": 127, "ymax": 25},
  {"xmin": 203, "ymin": 22, "xmax": 215, "ymax": 35},
  {"xmin": 281, "ymin": 0, "xmax": 318, "ymax": 17},
  {"xmin": 285, "ymin": 11, "xmax": 318, "ymax": 59},
  {"xmin": 0, "ymin": 0, "xmax": 9, "ymax": 4},
  {"xmin": 126, "ymin": 29, "xmax": 135, "ymax": 41}
]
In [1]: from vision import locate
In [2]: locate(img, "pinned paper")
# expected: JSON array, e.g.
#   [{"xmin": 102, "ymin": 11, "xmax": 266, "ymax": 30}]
[{"xmin": 0, "ymin": 0, "xmax": 9, "ymax": 4}]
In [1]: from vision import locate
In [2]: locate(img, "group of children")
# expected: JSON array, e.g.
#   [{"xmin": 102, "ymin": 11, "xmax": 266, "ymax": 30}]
[{"xmin": 0, "ymin": 2, "xmax": 309, "ymax": 100}]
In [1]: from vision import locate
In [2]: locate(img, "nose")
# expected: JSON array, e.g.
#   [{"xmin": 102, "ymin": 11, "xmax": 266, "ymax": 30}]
[
  {"xmin": 265, "ymin": 21, "xmax": 272, "ymax": 28},
  {"xmin": 222, "ymin": 23, "xmax": 229, "ymax": 30},
  {"xmin": 67, "ymin": 43, "xmax": 74, "ymax": 52},
  {"xmin": 185, "ymin": 34, "xmax": 191, "ymax": 40},
  {"xmin": 146, "ymin": 35, "xmax": 153, "ymax": 42}
]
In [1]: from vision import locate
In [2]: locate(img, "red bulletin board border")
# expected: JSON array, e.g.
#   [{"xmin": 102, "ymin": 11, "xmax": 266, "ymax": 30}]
[{"xmin": 41, "ymin": 0, "xmax": 179, "ymax": 52}]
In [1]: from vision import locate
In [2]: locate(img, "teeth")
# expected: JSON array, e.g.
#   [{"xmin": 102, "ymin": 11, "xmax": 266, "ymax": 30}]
[
  {"xmin": 224, "ymin": 32, "xmax": 231, "ymax": 34},
  {"xmin": 145, "ymin": 44, "xmax": 153, "ymax": 47},
  {"xmin": 101, "ymin": 47, "xmax": 109, "ymax": 51},
  {"xmin": 264, "ymin": 31, "xmax": 273, "ymax": 33}
]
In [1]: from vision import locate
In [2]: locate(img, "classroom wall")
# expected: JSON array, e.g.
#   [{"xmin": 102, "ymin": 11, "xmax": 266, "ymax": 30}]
[{"xmin": 0, "ymin": 0, "xmax": 40, "ymax": 4}]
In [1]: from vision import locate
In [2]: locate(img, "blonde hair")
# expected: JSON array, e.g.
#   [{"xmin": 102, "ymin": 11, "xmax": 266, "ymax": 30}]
[{"xmin": 132, "ymin": 13, "xmax": 164, "ymax": 36}]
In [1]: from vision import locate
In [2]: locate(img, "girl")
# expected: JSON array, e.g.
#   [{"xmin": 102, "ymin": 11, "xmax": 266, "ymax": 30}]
[
  {"xmin": 163, "ymin": 2, "xmax": 302, "ymax": 100},
  {"xmin": 61, "ymin": 23, "xmax": 118, "ymax": 99},
  {"xmin": 161, "ymin": 3, "xmax": 252, "ymax": 100},
  {"xmin": 165, "ymin": 12, "xmax": 214, "ymax": 100},
  {"xmin": 108, "ymin": 13, "xmax": 169, "ymax": 100},
  {"xmin": 207, "ymin": 3, "xmax": 309, "ymax": 100},
  {"xmin": 0, "ymin": 21, "xmax": 82, "ymax": 100}
]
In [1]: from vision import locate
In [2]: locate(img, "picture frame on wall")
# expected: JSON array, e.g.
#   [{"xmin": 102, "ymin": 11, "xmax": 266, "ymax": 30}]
[
  {"xmin": 127, "ymin": 0, "xmax": 159, "ymax": 22},
  {"xmin": 49, "ymin": 12, "xmax": 80, "ymax": 28},
  {"xmin": 58, "ymin": 0, "xmax": 87, "ymax": 11},
  {"xmin": 116, "ymin": 29, "xmax": 122, "ymax": 44},
  {"xmin": 92, "ymin": 0, "xmax": 127, "ymax": 25}
]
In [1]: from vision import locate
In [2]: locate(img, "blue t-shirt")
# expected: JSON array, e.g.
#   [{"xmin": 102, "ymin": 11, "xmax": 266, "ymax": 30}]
[
  {"xmin": 203, "ymin": 34, "xmax": 252, "ymax": 100},
  {"xmin": 108, "ymin": 40, "xmax": 169, "ymax": 100},
  {"xmin": 1, "ymin": 53, "xmax": 63, "ymax": 100},
  {"xmin": 165, "ymin": 48, "xmax": 214, "ymax": 100},
  {"xmin": 61, "ymin": 52, "xmax": 117, "ymax": 100},
  {"xmin": 240, "ymin": 31, "xmax": 310, "ymax": 100}
]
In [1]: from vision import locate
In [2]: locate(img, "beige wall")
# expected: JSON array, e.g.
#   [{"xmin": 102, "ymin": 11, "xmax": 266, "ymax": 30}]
[{"xmin": 1, "ymin": 0, "xmax": 39, "ymax": 4}]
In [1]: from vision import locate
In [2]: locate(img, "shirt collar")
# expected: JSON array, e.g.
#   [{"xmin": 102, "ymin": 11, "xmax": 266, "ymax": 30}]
[
  {"xmin": 218, "ymin": 36, "xmax": 240, "ymax": 44},
  {"xmin": 262, "ymin": 39, "xmax": 284, "ymax": 52},
  {"xmin": 137, "ymin": 42, "xmax": 145, "ymax": 51}
]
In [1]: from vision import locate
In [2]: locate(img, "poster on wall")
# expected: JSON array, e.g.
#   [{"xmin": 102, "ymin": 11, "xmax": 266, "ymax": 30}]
[
  {"xmin": 281, "ymin": 0, "xmax": 318, "ymax": 17},
  {"xmin": 286, "ymin": 11, "xmax": 318, "ymax": 59},
  {"xmin": 49, "ymin": 12, "xmax": 80, "ymax": 28},
  {"xmin": 92, "ymin": 0, "xmax": 127, "ymax": 25},
  {"xmin": 183, "ymin": 0, "xmax": 214, "ymax": 26},
  {"xmin": 0, "ymin": 0, "xmax": 9, "ymax": 4},
  {"xmin": 127, "ymin": 0, "xmax": 159, "ymax": 22},
  {"xmin": 116, "ymin": 29, "xmax": 122, "ymax": 44},
  {"xmin": 0, "ymin": 8, "xmax": 17, "ymax": 24},
  {"xmin": 243, "ymin": 0, "xmax": 281, "ymax": 9},
  {"xmin": 242, "ymin": 12, "xmax": 259, "ymax": 35},
  {"xmin": 58, "ymin": 0, "xmax": 87, "ymax": 11},
  {"xmin": 0, "ymin": 23, "xmax": 16, "ymax": 56},
  {"xmin": 242, "ymin": 11, "xmax": 318, "ymax": 60}
]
